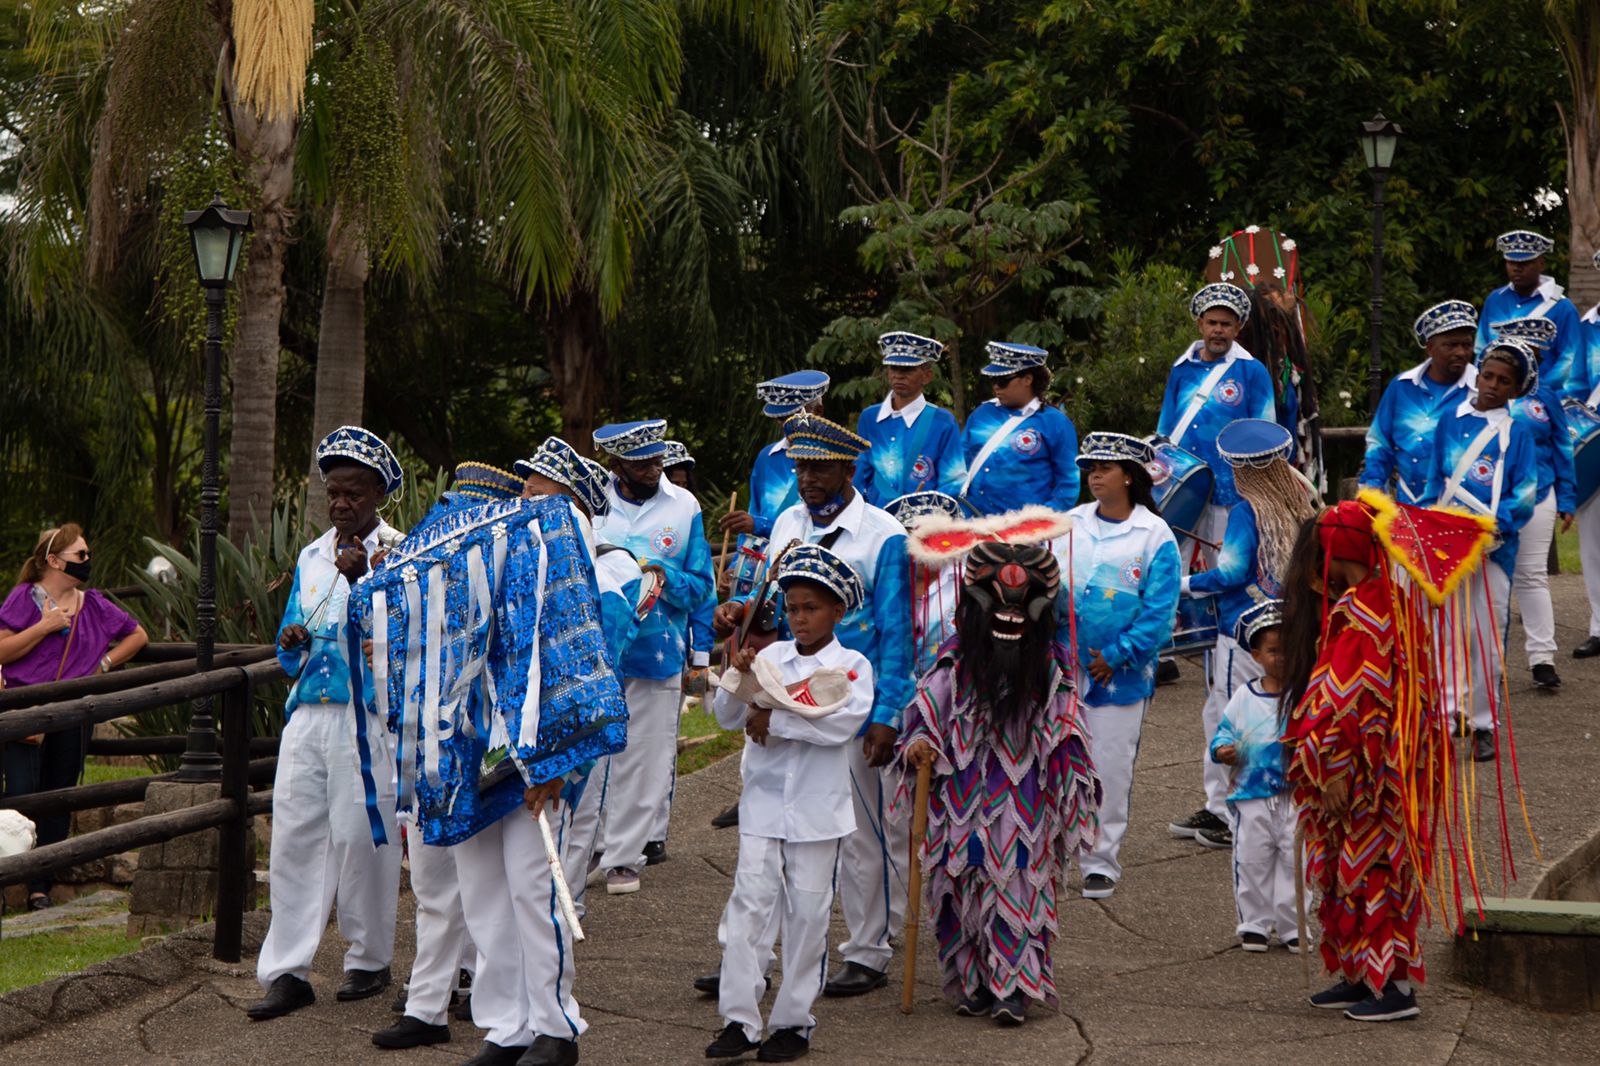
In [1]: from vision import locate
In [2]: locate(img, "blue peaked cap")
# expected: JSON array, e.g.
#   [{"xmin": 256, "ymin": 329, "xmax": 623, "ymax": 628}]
[
  {"xmin": 878, "ymin": 331, "xmax": 945, "ymax": 367},
  {"xmin": 1216, "ymin": 418, "xmax": 1293, "ymax": 468},
  {"xmin": 776, "ymin": 543, "xmax": 864, "ymax": 613},
  {"xmin": 593, "ymin": 419, "xmax": 668, "ymax": 460},
  {"xmin": 316, "ymin": 425, "xmax": 403, "ymax": 496},
  {"xmin": 1496, "ymin": 230, "xmax": 1554, "ymax": 262},
  {"xmin": 980, "ymin": 340, "xmax": 1049, "ymax": 377},
  {"xmin": 757, "ymin": 370, "xmax": 830, "ymax": 418},
  {"xmin": 1413, "ymin": 300, "xmax": 1478, "ymax": 347}
]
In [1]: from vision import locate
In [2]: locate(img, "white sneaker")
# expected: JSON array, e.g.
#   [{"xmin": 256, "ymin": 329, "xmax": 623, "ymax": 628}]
[{"xmin": 605, "ymin": 867, "xmax": 641, "ymax": 895}]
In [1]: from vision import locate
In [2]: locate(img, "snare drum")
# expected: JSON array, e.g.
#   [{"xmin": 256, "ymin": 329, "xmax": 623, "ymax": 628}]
[
  {"xmin": 1164, "ymin": 594, "xmax": 1219, "ymax": 655},
  {"xmin": 727, "ymin": 534, "xmax": 770, "ymax": 598},
  {"xmin": 1144, "ymin": 435, "xmax": 1215, "ymax": 537},
  {"xmin": 1563, "ymin": 398, "xmax": 1600, "ymax": 507}
]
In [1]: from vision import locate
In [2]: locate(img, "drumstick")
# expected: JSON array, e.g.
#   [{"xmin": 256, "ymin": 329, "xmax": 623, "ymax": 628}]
[
  {"xmin": 717, "ymin": 490, "xmax": 737, "ymax": 591},
  {"xmin": 1169, "ymin": 525, "xmax": 1222, "ymax": 551},
  {"xmin": 538, "ymin": 809, "xmax": 585, "ymax": 942}
]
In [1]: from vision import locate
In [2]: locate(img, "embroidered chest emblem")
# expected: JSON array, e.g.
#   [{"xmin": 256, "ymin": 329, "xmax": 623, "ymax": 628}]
[
  {"xmin": 1010, "ymin": 428, "xmax": 1042, "ymax": 456},
  {"xmin": 1468, "ymin": 456, "xmax": 1498, "ymax": 486},
  {"xmin": 910, "ymin": 454, "xmax": 935, "ymax": 482},
  {"xmin": 1147, "ymin": 455, "xmax": 1172, "ymax": 486},
  {"xmin": 651, "ymin": 527, "xmax": 682, "ymax": 557},
  {"xmin": 1524, "ymin": 399, "xmax": 1549, "ymax": 423},
  {"xmin": 1121, "ymin": 557, "xmax": 1145, "ymax": 587},
  {"xmin": 1214, "ymin": 379, "xmax": 1243, "ymax": 406}
]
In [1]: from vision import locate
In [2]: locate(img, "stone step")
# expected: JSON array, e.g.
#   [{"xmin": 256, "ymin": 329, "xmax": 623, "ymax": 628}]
[{"xmin": 1463, "ymin": 896, "xmax": 1600, "ymax": 936}]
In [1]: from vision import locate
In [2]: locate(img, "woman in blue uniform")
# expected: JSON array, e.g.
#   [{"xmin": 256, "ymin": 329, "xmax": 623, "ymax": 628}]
[{"xmin": 960, "ymin": 341, "xmax": 1079, "ymax": 515}]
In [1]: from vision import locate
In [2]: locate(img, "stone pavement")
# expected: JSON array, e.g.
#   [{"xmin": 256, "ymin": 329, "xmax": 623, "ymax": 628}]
[{"xmin": 5, "ymin": 576, "xmax": 1600, "ymax": 1065}]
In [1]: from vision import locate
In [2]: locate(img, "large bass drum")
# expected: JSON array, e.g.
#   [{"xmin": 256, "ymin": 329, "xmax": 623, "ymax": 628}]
[
  {"xmin": 1144, "ymin": 434, "xmax": 1214, "ymax": 538},
  {"xmin": 1563, "ymin": 398, "xmax": 1600, "ymax": 507}
]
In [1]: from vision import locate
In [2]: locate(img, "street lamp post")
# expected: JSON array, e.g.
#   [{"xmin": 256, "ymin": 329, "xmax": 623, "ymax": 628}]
[
  {"xmin": 177, "ymin": 195, "xmax": 252, "ymax": 783},
  {"xmin": 1359, "ymin": 112, "xmax": 1403, "ymax": 414}
]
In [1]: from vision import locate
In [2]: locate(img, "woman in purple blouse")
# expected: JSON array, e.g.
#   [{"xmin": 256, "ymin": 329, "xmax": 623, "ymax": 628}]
[{"xmin": 0, "ymin": 524, "xmax": 148, "ymax": 909}]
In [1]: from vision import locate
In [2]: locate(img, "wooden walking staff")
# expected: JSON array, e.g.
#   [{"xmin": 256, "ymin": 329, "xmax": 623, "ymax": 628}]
[{"xmin": 901, "ymin": 760, "xmax": 933, "ymax": 1014}]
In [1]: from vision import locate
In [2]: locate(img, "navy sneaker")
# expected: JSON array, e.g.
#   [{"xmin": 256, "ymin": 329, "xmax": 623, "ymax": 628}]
[
  {"xmin": 1309, "ymin": 979, "xmax": 1372, "ymax": 1010},
  {"xmin": 706, "ymin": 1023, "xmax": 760, "ymax": 1059},
  {"xmin": 1344, "ymin": 981, "xmax": 1419, "ymax": 1022},
  {"xmin": 1240, "ymin": 932, "xmax": 1269, "ymax": 953}
]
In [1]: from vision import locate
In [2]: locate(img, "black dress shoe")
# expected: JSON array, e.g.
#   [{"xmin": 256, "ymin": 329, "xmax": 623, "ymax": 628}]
[
  {"xmin": 643, "ymin": 840, "xmax": 669, "ymax": 866},
  {"xmin": 372, "ymin": 1015, "xmax": 451, "ymax": 1049},
  {"xmin": 462, "ymin": 1041, "xmax": 532, "ymax": 1066},
  {"xmin": 247, "ymin": 974, "xmax": 315, "ymax": 1020},
  {"xmin": 706, "ymin": 1022, "xmax": 760, "ymax": 1059},
  {"xmin": 26, "ymin": 893, "xmax": 52, "ymax": 911},
  {"xmin": 693, "ymin": 971, "xmax": 720, "ymax": 996},
  {"xmin": 1533, "ymin": 663, "xmax": 1562, "ymax": 689},
  {"xmin": 1575, "ymin": 636, "xmax": 1600, "ymax": 659},
  {"xmin": 1155, "ymin": 659, "xmax": 1180, "ymax": 686},
  {"xmin": 1473, "ymin": 729, "xmax": 1496, "ymax": 763},
  {"xmin": 337, "ymin": 965, "xmax": 392, "ymax": 1001},
  {"xmin": 517, "ymin": 1035, "xmax": 579, "ymax": 1066},
  {"xmin": 711, "ymin": 803, "xmax": 740, "ymax": 829},
  {"xmin": 757, "ymin": 1028, "xmax": 808, "ymax": 1062},
  {"xmin": 390, "ymin": 989, "xmax": 408, "ymax": 1014},
  {"xmin": 823, "ymin": 962, "xmax": 887, "ymax": 998},
  {"xmin": 452, "ymin": 993, "xmax": 474, "ymax": 1022}
]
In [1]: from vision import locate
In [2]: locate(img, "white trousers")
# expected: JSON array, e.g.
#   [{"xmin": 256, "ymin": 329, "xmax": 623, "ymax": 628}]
[
  {"xmin": 1230, "ymin": 793, "xmax": 1298, "ymax": 938},
  {"xmin": 719, "ymin": 835, "xmax": 840, "ymax": 1042},
  {"xmin": 1439, "ymin": 561, "xmax": 1512, "ymax": 731},
  {"xmin": 258, "ymin": 704, "xmax": 401, "ymax": 987},
  {"xmin": 404, "ymin": 835, "xmax": 473, "ymax": 1025},
  {"xmin": 456, "ymin": 804, "xmax": 585, "ymax": 1046},
  {"xmin": 1080, "ymin": 701, "xmax": 1147, "ymax": 882},
  {"xmin": 1581, "ymin": 493, "xmax": 1600, "ymax": 637},
  {"xmin": 564, "ymin": 760, "xmax": 609, "ymax": 919},
  {"xmin": 1513, "ymin": 490, "xmax": 1558, "ymax": 666},
  {"xmin": 1201, "ymin": 636, "xmax": 1262, "ymax": 821},
  {"xmin": 647, "ymin": 693, "xmax": 688, "ymax": 844},
  {"xmin": 599, "ymin": 676, "xmax": 681, "ymax": 872},
  {"xmin": 837, "ymin": 743, "xmax": 907, "ymax": 972}
]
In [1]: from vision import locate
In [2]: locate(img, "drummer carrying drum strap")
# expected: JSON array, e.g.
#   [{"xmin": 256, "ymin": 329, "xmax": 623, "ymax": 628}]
[
  {"xmin": 1169, "ymin": 346, "xmax": 1238, "ymax": 447},
  {"xmin": 1442, "ymin": 418, "xmax": 1512, "ymax": 519},
  {"xmin": 960, "ymin": 410, "xmax": 1031, "ymax": 495}
]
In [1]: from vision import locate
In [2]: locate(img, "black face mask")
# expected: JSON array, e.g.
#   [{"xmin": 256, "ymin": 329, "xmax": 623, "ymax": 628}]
[{"xmin": 62, "ymin": 558, "xmax": 91, "ymax": 583}]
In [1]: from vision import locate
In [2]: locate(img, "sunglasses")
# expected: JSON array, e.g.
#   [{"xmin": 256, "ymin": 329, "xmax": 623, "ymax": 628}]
[{"xmin": 55, "ymin": 549, "xmax": 91, "ymax": 561}]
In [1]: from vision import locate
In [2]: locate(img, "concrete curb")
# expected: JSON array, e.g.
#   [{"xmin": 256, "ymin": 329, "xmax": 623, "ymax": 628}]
[{"xmin": 0, "ymin": 909, "xmax": 269, "ymax": 1043}]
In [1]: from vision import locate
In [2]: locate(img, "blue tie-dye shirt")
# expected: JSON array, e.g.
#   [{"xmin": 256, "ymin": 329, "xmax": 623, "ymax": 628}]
[
  {"xmin": 1053, "ymin": 503, "xmax": 1182, "ymax": 707},
  {"xmin": 748, "ymin": 439, "xmax": 799, "ymax": 538},
  {"xmin": 1360, "ymin": 360, "xmax": 1477, "ymax": 505},
  {"xmin": 1476, "ymin": 280, "xmax": 1584, "ymax": 396},
  {"xmin": 1209, "ymin": 680, "xmax": 1286, "ymax": 802},
  {"xmin": 1421, "ymin": 401, "xmax": 1538, "ymax": 576},
  {"xmin": 960, "ymin": 398, "xmax": 1080, "ymax": 515},
  {"xmin": 1564, "ymin": 304, "xmax": 1600, "ymax": 405},
  {"xmin": 1184, "ymin": 500, "xmax": 1273, "ymax": 641},
  {"xmin": 853, "ymin": 393, "xmax": 967, "ymax": 506},
  {"xmin": 1156, "ymin": 342, "xmax": 1277, "ymax": 508},
  {"xmin": 1508, "ymin": 385, "xmax": 1578, "ymax": 514}
]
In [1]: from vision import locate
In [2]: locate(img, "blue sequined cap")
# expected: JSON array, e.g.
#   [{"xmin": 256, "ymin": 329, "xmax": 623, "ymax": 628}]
[
  {"xmin": 593, "ymin": 419, "xmax": 668, "ymax": 460},
  {"xmin": 783, "ymin": 413, "xmax": 870, "ymax": 461},
  {"xmin": 1496, "ymin": 230, "xmax": 1554, "ymax": 262},
  {"xmin": 661, "ymin": 440, "xmax": 695, "ymax": 469},
  {"xmin": 1077, "ymin": 431, "xmax": 1154, "ymax": 469},
  {"xmin": 1492, "ymin": 315, "xmax": 1557, "ymax": 351},
  {"xmin": 757, "ymin": 370, "xmax": 831, "ymax": 417},
  {"xmin": 515, "ymin": 437, "xmax": 611, "ymax": 517},
  {"xmin": 878, "ymin": 331, "xmax": 945, "ymax": 367},
  {"xmin": 1234, "ymin": 598, "xmax": 1284, "ymax": 646},
  {"xmin": 777, "ymin": 543, "xmax": 865, "ymax": 613},
  {"xmin": 317, "ymin": 425, "xmax": 403, "ymax": 496},
  {"xmin": 1189, "ymin": 282, "xmax": 1252, "ymax": 324},
  {"xmin": 1217, "ymin": 419, "xmax": 1293, "ymax": 468},
  {"xmin": 452, "ymin": 462, "xmax": 522, "ymax": 501},
  {"xmin": 883, "ymin": 491, "xmax": 966, "ymax": 527},
  {"xmin": 1412, "ymin": 300, "xmax": 1478, "ymax": 347},
  {"xmin": 1479, "ymin": 338, "xmax": 1540, "ymax": 397},
  {"xmin": 979, "ymin": 340, "xmax": 1049, "ymax": 377}
]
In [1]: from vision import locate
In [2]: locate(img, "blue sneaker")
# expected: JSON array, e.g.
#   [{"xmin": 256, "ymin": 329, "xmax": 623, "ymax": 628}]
[
  {"xmin": 1308, "ymin": 979, "xmax": 1371, "ymax": 1010},
  {"xmin": 1344, "ymin": 981, "xmax": 1419, "ymax": 1022}
]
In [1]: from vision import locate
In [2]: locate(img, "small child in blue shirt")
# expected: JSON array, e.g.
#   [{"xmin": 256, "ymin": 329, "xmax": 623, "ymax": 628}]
[{"xmin": 1210, "ymin": 599, "xmax": 1300, "ymax": 953}]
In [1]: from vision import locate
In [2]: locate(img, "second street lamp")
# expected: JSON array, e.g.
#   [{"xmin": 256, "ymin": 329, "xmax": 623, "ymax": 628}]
[
  {"xmin": 1359, "ymin": 112, "xmax": 1403, "ymax": 414},
  {"xmin": 177, "ymin": 195, "xmax": 252, "ymax": 782}
]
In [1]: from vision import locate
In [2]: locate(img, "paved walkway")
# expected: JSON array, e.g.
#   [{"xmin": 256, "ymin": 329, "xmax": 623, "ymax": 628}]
[{"xmin": 5, "ymin": 577, "xmax": 1600, "ymax": 1064}]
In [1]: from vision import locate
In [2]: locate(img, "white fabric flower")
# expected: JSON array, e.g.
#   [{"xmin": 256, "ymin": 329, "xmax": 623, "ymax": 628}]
[
  {"xmin": 1246, "ymin": 263, "xmax": 1260, "ymax": 276},
  {"xmin": 1281, "ymin": 238, "xmax": 1296, "ymax": 251},
  {"xmin": 1273, "ymin": 266, "xmax": 1286, "ymax": 279},
  {"xmin": 1245, "ymin": 224, "xmax": 1260, "ymax": 234},
  {"xmin": 1209, "ymin": 245, "xmax": 1223, "ymax": 259}
]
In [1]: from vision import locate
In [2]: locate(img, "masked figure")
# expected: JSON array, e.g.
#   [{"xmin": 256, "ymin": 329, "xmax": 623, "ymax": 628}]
[{"xmin": 897, "ymin": 540, "xmax": 1101, "ymax": 1026}]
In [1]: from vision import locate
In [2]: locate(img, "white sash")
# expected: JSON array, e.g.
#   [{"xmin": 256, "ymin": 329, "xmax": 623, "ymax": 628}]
[
  {"xmin": 960, "ymin": 408, "xmax": 1030, "ymax": 494},
  {"xmin": 1169, "ymin": 344, "xmax": 1239, "ymax": 446},
  {"xmin": 1443, "ymin": 418, "xmax": 1512, "ymax": 519}
]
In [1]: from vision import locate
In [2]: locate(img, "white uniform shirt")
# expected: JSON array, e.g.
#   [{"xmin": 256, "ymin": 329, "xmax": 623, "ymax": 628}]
[{"xmin": 713, "ymin": 637, "xmax": 874, "ymax": 842}]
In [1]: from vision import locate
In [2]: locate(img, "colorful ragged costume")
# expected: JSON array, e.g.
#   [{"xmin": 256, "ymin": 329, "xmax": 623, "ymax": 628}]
[
  {"xmin": 897, "ymin": 535, "xmax": 1100, "ymax": 1012},
  {"xmin": 1286, "ymin": 490, "xmax": 1531, "ymax": 997}
]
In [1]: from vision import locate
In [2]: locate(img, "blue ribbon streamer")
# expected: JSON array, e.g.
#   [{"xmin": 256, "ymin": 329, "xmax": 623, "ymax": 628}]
[{"xmin": 346, "ymin": 621, "xmax": 390, "ymax": 847}]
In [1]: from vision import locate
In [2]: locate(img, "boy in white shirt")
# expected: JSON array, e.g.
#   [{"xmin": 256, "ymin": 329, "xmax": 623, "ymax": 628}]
[
  {"xmin": 1209, "ymin": 599, "xmax": 1300, "ymax": 953},
  {"xmin": 705, "ymin": 545, "xmax": 874, "ymax": 1064}
]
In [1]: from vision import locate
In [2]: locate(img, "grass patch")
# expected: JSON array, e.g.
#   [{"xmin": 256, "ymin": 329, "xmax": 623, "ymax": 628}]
[
  {"xmin": 1557, "ymin": 524, "xmax": 1581, "ymax": 576},
  {"xmin": 0, "ymin": 925, "xmax": 145, "ymax": 994},
  {"xmin": 80, "ymin": 759, "xmax": 154, "ymax": 786},
  {"xmin": 678, "ymin": 699, "xmax": 742, "ymax": 776}
]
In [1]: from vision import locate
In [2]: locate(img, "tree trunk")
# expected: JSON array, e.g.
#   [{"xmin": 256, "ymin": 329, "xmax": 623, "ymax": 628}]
[
  {"xmin": 304, "ymin": 201, "xmax": 370, "ymax": 526},
  {"xmin": 226, "ymin": 108, "xmax": 297, "ymax": 545},
  {"xmin": 543, "ymin": 286, "xmax": 608, "ymax": 454},
  {"xmin": 1566, "ymin": 88, "xmax": 1600, "ymax": 315}
]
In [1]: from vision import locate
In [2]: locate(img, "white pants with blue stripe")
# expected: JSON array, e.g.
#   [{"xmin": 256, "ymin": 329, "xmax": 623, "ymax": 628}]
[
  {"xmin": 403, "ymin": 834, "xmax": 474, "ymax": 1025},
  {"xmin": 1230, "ymin": 792, "xmax": 1297, "ymax": 939},
  {"xmin": 600, "ymin": 676, "xmax": 681, "ymax": 872},
  {"xmin": 564, "ymin": 759, "xmax": 610, "ymax": 920},
  {"xmin": 838, "ymin": 743, "xmax": 907, "ymax": 972},
  {"xmin": 719, "ymin": 834, "xmax": 840, "ymax": 1041},
  {"xmin": 1080, "ymin": 700, "xmax": 1147, "ymax": 882},
  {"xmin": 1202, "ymin": 636, "xmax": 1262, "ymax": 822},
  {"xmin": 456, "ymin": 804, "xmax": 585, "ymax": 1046}
]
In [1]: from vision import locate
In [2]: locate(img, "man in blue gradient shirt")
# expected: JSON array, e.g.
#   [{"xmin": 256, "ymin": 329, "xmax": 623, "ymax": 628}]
[
  {"xmin": 1475, "ymin": 229, "xmax": 1583, "ymax": 394},
  {"xmin": 959, "ymin": 341, "xmax": 1080, "ymax": 515},
  {"xmin": 1361, "ymin": 300, "xmax": 1480, "ymax": 505},
  {"xmin": 591, "ymin": 419, "xmax": 715, "ymax": 897},
  {"xmin": 719, "ymin": 370, "xmax": 831, "ymax": 540},
  {"xmin": 714, "ymin": 413, "xmax": 914, "ymax": 1001},
  {"xmin": 854, "ymin": 331, "xmax": 966, "ymax": 505}
]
